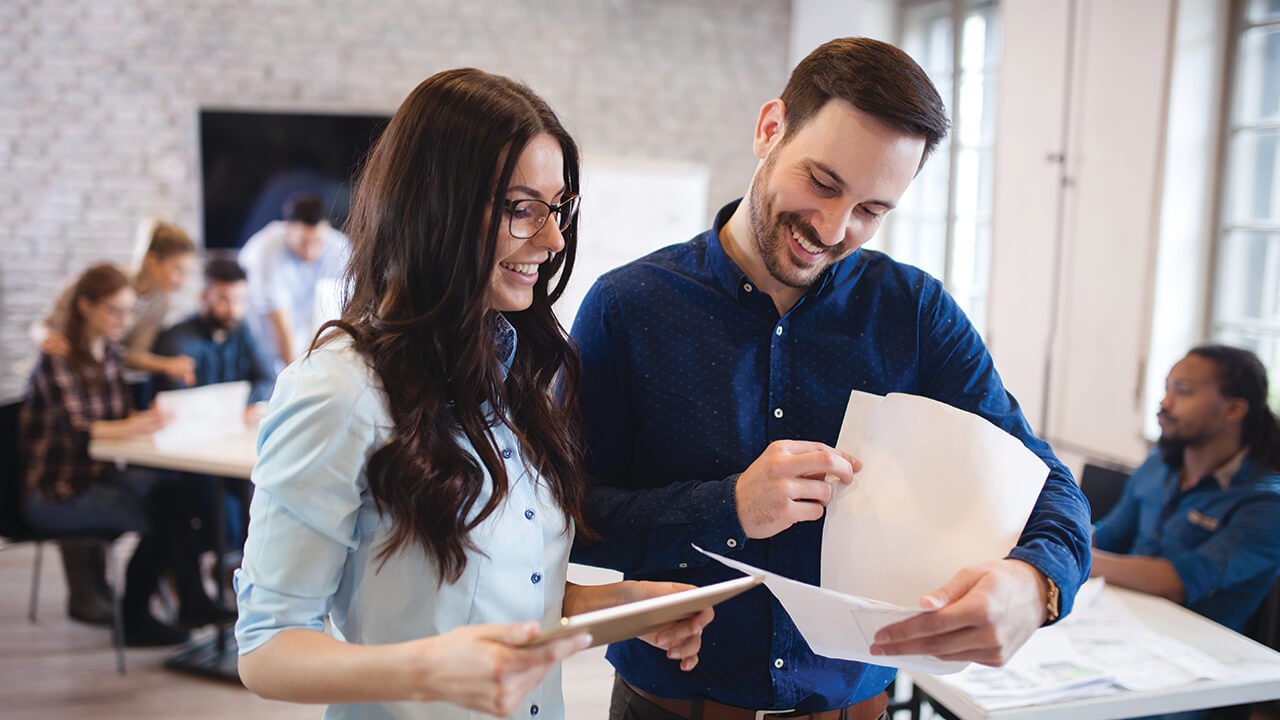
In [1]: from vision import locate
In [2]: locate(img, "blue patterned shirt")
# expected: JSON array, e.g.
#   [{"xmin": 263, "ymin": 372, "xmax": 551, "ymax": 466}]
[
  {"xmin": 569, "ymin": 199, "xmax": 1092, "ymax": 712},
  {"xmin": 1094, "ymin": 448, "xmax": 1280, "ymax": 632}
]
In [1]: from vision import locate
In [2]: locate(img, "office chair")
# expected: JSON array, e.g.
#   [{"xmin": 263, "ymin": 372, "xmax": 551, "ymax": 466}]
[
  {"xmin": 1079, "ymin": 461, "xmax": 1133, "ymax": 522},
  {"xmin": 0, "ymin": 400, "xmax": 127, "ymax": 673}
]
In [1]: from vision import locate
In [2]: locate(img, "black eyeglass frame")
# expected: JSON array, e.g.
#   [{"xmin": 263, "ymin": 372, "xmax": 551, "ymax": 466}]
[{"xmin": 501, "ymin": 192, "xmax": 581, "ymax": 239}]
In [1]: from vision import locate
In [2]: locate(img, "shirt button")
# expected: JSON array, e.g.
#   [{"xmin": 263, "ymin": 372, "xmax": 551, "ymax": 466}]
[
  {"xmin": 774, "ymin": 658, "xmax": 785, "ymax": 669},
  {"xmin": 775, "ymin": 325, "xmax": 783, "ymax": 336},
  {"xmin": 502, "ymin": 448, "xmax": 513, "ymax": 459},
  {"xmin": 773, "ymin": 408, "xmax": 784, "ymax": 419},
  {"xmin": 530, "ymin": 705, "xmax": 540, "ymax": 716},
  {"xmin": 726, "ymin": 538, "xmax": 738, "ymax": 548},
  {"xmin": 743, "ymin": 282, "xmax": 754, "ymax": 293},
  {"xmin": 531, "ymin": 572, "xmax": 542, "ymax": 584},
  {"xmin": 524, "ymin": 508, "xmax": 535, "ymax": 520}
]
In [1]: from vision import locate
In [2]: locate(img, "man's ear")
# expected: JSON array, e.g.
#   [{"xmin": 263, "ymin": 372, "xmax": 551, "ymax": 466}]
[
  {"xmin": 753, "ymin": 99, "xmax": 787, "ymax": 160},
  {"xmin": 1224, "ymin": 397, "xmax": 1249, "ymax": 425}
]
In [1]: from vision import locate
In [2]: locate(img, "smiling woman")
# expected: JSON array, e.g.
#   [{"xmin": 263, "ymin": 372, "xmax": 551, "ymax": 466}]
[{"xmin": 233, "ymin": 68, "xmax": 710, "ymax": 720}]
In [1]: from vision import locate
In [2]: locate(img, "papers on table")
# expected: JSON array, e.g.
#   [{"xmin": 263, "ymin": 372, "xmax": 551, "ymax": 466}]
[
  {"xmin": 1057, "ymin": 580, "xmax": 1233, "ymax": 693},
  {"xmin": 935, "ymin": 579, "xmax": 1239, "ymax": 711},
  {"xmin": 699, "ymin": 390, "xmax": 1050, "ymax": 675},
  {"xmin": 152, "ymin": 381, "xmax": 250, "ymax": 451},
  {"xmin": 942, "ymin": 630, "xmax": 1116, "ymax": 710}
]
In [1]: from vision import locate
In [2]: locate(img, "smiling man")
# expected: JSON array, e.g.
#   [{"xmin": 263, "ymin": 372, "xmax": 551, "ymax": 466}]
[
  {"xmin": 570, "ymin": 37, "xmax": 1092, "ymax": 720},
  {"xmin": 1092, "ymin": 345, "xmax": 1280, "ymax": 636}
]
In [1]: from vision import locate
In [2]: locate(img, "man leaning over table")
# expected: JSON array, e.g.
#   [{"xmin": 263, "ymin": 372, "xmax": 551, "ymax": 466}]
[{"xmin": 569, "ymin": 37, "xmax": 1093, "ymax": 720}]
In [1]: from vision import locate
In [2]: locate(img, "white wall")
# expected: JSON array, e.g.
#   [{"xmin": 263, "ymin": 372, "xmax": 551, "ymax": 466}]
[
  {"xmin": 789, "ymin": 0, "xmax": 896, "ymax": 68},
  {"xmin": 0, "ymin": 0, "xmax": 790, "ymax": 402},
  {"xmin": 985, "ymin": 0, "xmax": 1230, "ymax": 470}
]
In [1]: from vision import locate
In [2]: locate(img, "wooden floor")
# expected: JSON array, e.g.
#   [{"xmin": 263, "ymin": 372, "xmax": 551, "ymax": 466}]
[
  {"xmin": 5, "ymin": 537, "xmax": 1277, "ymax": 720},
  {"xmin": 0, "ymin": 538, "xmax": 615, "ymax": 719}
]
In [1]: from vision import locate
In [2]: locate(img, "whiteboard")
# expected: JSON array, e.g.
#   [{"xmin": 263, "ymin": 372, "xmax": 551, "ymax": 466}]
[{"xmin": 553, "ymin": 155, "xmax": 709, "ymax": 330}]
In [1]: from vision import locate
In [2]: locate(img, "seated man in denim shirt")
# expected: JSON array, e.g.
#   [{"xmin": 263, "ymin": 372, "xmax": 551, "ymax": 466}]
[
  {"xmin": 1093, "ymin": 345, "xmax": 1280, "ymax": 634},
  {"xmin": 153, "ymin": 257, "xmax": 275, "ymax": 404}
]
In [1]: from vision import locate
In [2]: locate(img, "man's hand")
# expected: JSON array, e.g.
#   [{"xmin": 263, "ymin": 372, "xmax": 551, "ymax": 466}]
[
  {"xmin": 561, "ymin": 581, "xmax": 712, "ymax": 672},
  {"xmin": 870, "ymin": 558, "xmax": 1048, "ymax": 667},
  {"xmin": 161, "ymin": 354, "xmax": 197, "ymax": 386},
  {"xmin": 734, "ymin": 440, "xmax": 859, "ymax": 539}
]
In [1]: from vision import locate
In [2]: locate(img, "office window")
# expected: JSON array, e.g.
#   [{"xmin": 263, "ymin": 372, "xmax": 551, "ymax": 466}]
[
  {"xmin": 885, "ymin": 0, "xmax": 999, "ymax": 337},
  {"xmin": 1213, "ymin": 0, "xmax": 1280, "ymax": 405}
]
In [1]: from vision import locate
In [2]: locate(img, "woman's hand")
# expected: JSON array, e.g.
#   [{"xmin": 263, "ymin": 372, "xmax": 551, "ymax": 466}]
[
  {"xmin": 407, "ymin": 621, "xmax": 590, "ymax": 717},
  {"xmin": 563, "ymin": 581, "xmax": 713, "ymax": 672},
  {"xmin": 41, "ymin": 330, "xmax": 71, "ymax": 357},
  {"xmin": 124, "ymin": 407, "xmax": 170, "ymax": 435}
]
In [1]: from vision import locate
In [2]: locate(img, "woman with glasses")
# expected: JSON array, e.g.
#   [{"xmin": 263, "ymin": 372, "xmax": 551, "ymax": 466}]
[
  {"xmin": 234, "ymin": 68, "xmax": 709, "ymax": 720},
  {"xmin": 21, "ymin": 262, "xmax": 235, "ymax": 646}
]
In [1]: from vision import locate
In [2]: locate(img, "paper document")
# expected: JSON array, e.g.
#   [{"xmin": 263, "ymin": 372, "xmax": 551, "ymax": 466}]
[
  {"xmin": 697, "ymin": 546, "xmax": 961, "ymax": 674},
  {"xmin": 152, "ymin": 381, "xmax": 251, "ymax": 450},
  {"xmin": 823, "ymin": 391, "xmax": 1048, "ymax": 607},
  {"xmin": 697, "ymin": 391, "xmax": 1049, "ymax": 675}
]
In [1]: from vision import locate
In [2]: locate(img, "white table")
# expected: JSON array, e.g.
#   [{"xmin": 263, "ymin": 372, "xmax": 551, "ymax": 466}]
[
  {"xmin": 911, "ymin": 585, "xmax": 1280, "ymax": 720},
  {"xmin": 88, "ymin": 428, "xmax": 258, "ymax": 480}
]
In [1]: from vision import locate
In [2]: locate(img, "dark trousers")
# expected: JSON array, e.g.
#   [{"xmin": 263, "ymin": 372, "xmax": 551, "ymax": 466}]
[
  {"xmin": 608, "ymin": 675, "xmax": 888, "ymax": 720},
  {"xmin": 26, "ymin": 466, "xmax": 214, "ymax": 621}
]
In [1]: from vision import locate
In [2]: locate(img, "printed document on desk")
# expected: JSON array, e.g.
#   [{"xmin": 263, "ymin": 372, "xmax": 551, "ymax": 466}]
[
  {"xmin": 152, "ymin": 381, "xmax": 250, "ymax": 451},
  {"xmin": 696, "ymin": 391, "xmax": 1049, "ymax": 675}
]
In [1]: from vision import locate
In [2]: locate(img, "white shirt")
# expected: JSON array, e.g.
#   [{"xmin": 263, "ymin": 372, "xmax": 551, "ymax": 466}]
[
  {"xmin": 234, "ymin": 332, "xmax": 572, "ymax": 720},
  {"xmin": 238, "ymin": 220, "xmax": 351, "ymax": 372}
]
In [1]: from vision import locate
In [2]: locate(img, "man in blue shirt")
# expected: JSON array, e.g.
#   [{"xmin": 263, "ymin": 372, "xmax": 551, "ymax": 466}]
[
  {"xmin": 153, "ymin": 257, "xmax": 275, "ymax": 404},
  {"xmin": 154, "ymin": 257, "xmax": 274, "ymax": 555},
  {"xmin": 1093, "ymin": 345, "xmax": 1280, "ymax": 634},
  {"xmin": 570, "ymin": 37, "xmax": 1092, "ymax": 720}
]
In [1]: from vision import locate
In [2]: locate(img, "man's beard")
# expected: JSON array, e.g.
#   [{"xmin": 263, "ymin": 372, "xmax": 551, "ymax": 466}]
[
  {"xmin": 207, "ymin": 313, "xmax": 239, "ymax": 333},
  {"xmin": 1158, "ymin": 434, "xmax": 1188, "ymax": 471},
  {"xmin": 746, "ymin": 153, "xmax": 850, "ymax": 290}
]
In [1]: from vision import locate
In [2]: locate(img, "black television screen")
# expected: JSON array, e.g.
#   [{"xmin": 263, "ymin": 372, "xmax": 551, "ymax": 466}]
[{"xmin": 199, "ymin": 109, "xmax": 389, "ymax": 250}]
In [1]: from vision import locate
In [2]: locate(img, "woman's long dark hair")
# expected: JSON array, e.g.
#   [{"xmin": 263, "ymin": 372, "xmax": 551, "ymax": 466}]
[
  {"xmin": 1188, "ymin": 344, "xmax": 1280, "ymax": 471},
  {"xmin": 64, "ymin": 263, "xmax": 131, "ymax": 382},
  {"xmin": 321, "ymin": 68, "xmax": 589, "ymax": 582}
]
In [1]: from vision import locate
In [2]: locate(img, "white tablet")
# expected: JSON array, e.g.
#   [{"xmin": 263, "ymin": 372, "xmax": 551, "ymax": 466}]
[{"xmin": 527, "ymin": 574, "xmax": 763, "ymax": 648}]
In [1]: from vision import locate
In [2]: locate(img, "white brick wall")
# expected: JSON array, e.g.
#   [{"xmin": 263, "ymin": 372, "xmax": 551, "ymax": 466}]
[{"xmin": 0, "ymin": 0, "xmax": 790, "ymax": 402}]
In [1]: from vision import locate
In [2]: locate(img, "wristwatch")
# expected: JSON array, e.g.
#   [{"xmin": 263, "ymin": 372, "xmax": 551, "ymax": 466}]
[{"xmin": 1043, "ymin": 576, "xmax": 1061, "ymax": 625}]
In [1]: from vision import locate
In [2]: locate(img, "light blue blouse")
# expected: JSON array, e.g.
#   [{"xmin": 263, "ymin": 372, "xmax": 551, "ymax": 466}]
[{"xmin": 234, "ymin": 329, "xmax": 573, "ymax": 720}]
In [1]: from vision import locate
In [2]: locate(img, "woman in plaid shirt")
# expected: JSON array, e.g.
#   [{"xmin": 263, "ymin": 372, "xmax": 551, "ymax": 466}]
[{"xmin": 21, "ymin": 262, "xmax": 233, "ymax": 646}]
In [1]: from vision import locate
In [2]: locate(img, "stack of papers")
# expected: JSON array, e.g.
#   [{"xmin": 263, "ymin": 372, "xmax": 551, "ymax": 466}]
[
  {"xmin": 1058, "ymin": 580, "xmax": 1233, "ymax": 693},
  {"xmin": 152, "ymin": 381, "xmax": 251, "ymax": 450},
  {"xmin": 937, "ymin": 579, "xmax": 1236, "ymax": 710},
  {"xmin": 941, "ymin": 625, "xmax": 1115, "ymax": 709}
]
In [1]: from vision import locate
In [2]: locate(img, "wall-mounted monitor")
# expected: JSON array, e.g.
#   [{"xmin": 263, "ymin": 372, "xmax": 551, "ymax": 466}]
[{"xmin": 199, "ymin": 109, "xmax": 389, "ymax": 250}]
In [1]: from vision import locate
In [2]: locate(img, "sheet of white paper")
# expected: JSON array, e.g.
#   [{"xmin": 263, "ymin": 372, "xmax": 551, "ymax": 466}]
[
  {"xmin": 152, "ymin": 381, "xmax": 250, "ymax": 450},
  {"xmin": 695, "ymin": 546, "xmax": 966, "ymax": 675},
  {"xmin": 823, "ymin": 391, "xmax": 1049, "ymax": 607}
]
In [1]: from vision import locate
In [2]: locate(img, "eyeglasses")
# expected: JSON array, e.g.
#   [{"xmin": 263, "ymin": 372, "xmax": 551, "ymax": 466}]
[
  {"xmin": 95, "ymin": 301, "xmax": 134, "ymax": 320},
  {"xmin": 501, "ymin": 193, "xmax": 580, "ymax": 239}
]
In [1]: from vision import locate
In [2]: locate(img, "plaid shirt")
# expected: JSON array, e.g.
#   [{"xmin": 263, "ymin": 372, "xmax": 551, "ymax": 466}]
[{"xmin": 21, "ymin": 346, "xmax": 131, "ymax": 501}]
